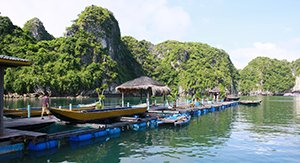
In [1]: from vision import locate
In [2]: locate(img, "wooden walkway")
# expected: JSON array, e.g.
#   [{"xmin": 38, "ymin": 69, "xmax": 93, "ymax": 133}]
[{"xmin": 0, "ymin": 117, "xmax": 57, "ymax": 142}]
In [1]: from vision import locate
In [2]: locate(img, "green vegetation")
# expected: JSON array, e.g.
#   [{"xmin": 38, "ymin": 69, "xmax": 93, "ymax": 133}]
[
  {"xmin": 123, "ymin": 39, "xmax": 239, "ymax": 98},
  {"xmin": 239, "ymin": 57, "xmax": 295, "ymax": 94},
  {"xmin": 23, "ymin": 17, "xmax": 54, "ymax": 41},
  {"xmin": 1, "ymin": 5, "xmax": 297, "ymax": 97},
  {"xmin": 293, "ymin": 58, "xmax": 300, "ymax": 76}
]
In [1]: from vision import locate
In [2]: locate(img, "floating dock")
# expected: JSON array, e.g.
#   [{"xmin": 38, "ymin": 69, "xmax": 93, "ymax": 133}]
[{"xmin": 0, "ymin": 101, "xmax": 238, "ymax": 154}]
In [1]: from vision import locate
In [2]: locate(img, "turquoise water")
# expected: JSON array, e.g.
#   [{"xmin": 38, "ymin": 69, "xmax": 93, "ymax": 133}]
[{"xmin": 2, "ymin": 96, "xmax": 300, "ymax": 162}]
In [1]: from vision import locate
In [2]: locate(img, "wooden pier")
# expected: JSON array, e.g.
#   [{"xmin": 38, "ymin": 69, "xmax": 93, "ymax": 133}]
[{"xmin": 0, "ymin": 101, "xmax": 239, "ymax": 154}]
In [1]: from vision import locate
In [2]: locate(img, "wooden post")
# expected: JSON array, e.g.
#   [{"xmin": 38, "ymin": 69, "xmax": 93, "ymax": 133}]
[
  {"xmin": 163, "ymin": 94, "xmax": 166, "ymax": 106},
  {"xmin": 27, "ymin": 105, "xmax": 31, "ymax": 118},
  {"xmin": 140, "ymin": 90, "xmax": 143, "ymax": 104},
  {"xmin": 69, "ymin": 103, "xmax": 72, "ymax": 111},
  {"xmin": 121, "ymin": 92, "xmax": 124, "ymax": 107},
  {"xmin": 147, "ymin": 92, "xmax": 150, "ymax": 110},
  {"xmin": 0, "ymin": 67, "xmax": 4, "ymax": 135}
]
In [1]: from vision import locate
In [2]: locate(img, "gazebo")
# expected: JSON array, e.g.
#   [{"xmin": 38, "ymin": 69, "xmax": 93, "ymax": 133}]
[
  {"xmin": 115, "ymin": 76, "xmax": 171, "ymax": 109},
  {"xmin": 0, "ymin": 55, "xmax": 31, "ymax": 135},
  {"xmin": 209, "ymin": 87, "xmax": 220, "ymax": 102}
]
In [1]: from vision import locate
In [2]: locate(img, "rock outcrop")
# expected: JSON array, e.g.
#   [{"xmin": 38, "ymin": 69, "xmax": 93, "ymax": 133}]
[{"xmin": 23, "ymin": 17, "xmax": 54, "ymax": 41}]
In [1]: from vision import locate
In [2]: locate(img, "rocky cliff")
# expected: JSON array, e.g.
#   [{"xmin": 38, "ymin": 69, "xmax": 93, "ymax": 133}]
[{"xmin": 23, "ymin": 17, "xmax": 54, "ymax": 41}]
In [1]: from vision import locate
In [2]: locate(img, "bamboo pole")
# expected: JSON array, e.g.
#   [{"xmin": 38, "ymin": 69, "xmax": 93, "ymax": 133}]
[
  {"xmin": 122, "ymin": 92, "xmax": 124, "ymax": 107},
  {"xmin": 0, "ymin": 67, "xmax": 4, "ymax": 135},
  {"xmin": 147, "ymin": 92, "xmax": 150, "ymax": 110}
]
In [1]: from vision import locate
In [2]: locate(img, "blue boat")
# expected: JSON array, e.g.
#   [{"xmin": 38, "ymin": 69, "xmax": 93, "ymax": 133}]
[{"xmin": 158, "ymin": 113, "xmax": 191, "ymax": 127}]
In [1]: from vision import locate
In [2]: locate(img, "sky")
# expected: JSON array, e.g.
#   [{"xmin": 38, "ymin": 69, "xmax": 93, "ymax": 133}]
[{"xmin": 0, "ymin": 0, "xmax": 299, "ymax": 69}]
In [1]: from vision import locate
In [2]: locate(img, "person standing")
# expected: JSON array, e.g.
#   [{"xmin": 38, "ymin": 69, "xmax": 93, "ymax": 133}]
[{"xmin": 41, "ymin": 93, "xmax": 50, "ymax": 119}]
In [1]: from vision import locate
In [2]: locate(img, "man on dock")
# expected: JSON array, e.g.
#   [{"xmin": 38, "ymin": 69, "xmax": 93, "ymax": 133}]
[{"xmin": 41, "ymin": 93, "xmax": 50, "ymax": 119}]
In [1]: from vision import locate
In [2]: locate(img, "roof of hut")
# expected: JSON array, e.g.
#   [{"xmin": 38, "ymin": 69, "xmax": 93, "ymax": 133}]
[
  {"xmin": 209, "ymin": 87, "xmax": 220, "ymax": 93},
  {"xmin": 0, "ymin": 55, "xmax": 31, "ymax": 67},
  {"xmin": 116, "ymin": 76, "xmax": 171, "ymax": 95}
]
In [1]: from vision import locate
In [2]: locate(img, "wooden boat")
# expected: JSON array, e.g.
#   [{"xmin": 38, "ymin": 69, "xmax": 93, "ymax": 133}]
[
  {"xmin": 4, "ymin": 105, "xmax": 95, "ymax": 118},
  {"xmin": 174, "ymin": 114, "xmax": 191, "ymax": 127},
  {"xmin": 77, "ymin": 101, "xmax": 99, "ymax": 108},
  {"xmin": 226, "ymin": 96, "xmax": 240, "ymax": 101},
  {"xmin": 49, "ymin": 106, "xmax": 147, "ymax": 123},
  {"xmin": 157, "ymin": 113, "xmax": 191, "ymax": 126},
  {"xmin": 239, "ymin": 100, "xmax": 262, "ymax": 106},
  {"xmin": 4, "ymin": 107, "xmax": 44, "ymax": 118}
]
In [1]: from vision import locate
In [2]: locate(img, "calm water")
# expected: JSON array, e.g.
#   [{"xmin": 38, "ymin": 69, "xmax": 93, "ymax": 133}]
[{"xmin": 2, "ymin": 96, "xmax": 300, "ymax": 163}]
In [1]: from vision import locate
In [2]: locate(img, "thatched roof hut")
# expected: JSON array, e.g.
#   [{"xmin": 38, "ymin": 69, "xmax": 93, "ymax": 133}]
[
  {"xmin": 209, "ymin": 87, "xmax": 220, "ymax": 94},
  {"xmin": 116, "ymin": 76, "xmax": 171, "ymax": 96},
  {"xmin": 116, "ymin": 76, "xmax": 170, "ymax": 108}
]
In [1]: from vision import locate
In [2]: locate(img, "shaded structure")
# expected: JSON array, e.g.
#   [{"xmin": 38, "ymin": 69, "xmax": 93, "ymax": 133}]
[
  {"xmin": 116, "ymin": 76, "xmax": 171, "ymax": 109},
  {"xmin": 0, "ymin": 55, "xmax": 31, "ymax": 135},
  {"xmin": 209, "ymin": 87, "xmax": 220, "ymax": 101}
]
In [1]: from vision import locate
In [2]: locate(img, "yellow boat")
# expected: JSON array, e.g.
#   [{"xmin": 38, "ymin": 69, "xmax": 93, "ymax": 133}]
[
  {"xmin": 49, "ymin": 106, "xmax": 147, "ymax": 123},
  {"xmin": 4, "ymin": 106, "xmax": 95, "ymax": 118}
]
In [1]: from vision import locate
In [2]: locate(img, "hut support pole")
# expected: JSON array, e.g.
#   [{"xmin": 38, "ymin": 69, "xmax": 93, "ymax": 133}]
[
  {"xmin": 0, "ymin": 67, "xmax": 4, "ymax": 135},
  {"xmin": 147, "ymin": 92, "xmax": 150, "ymax": 110},
  {"xmin": 163, "ymin": 94, "xmax": 166, "ymax": 106},
  {"xmin": 122, "ymin": 92, "xmax": 124, "ymax": 107}
]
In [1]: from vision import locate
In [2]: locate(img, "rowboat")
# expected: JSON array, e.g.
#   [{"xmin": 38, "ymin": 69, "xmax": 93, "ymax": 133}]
[
  {"xmin": 226, "ymin": 96, "xmax": 240, "ymax": 101},
  {"xmin": 77, "ymin": 101, "xmax": 99, "ymax": 108},
  {"xmin": 4, "ymin": 107, "xmax": 44, "ymax": 118},
  {"xmin": 239, "ymin": 100, "xmax": 262, "ymax": 106},
  {"xmin": 174, "ymin": 114, "xmax": 191, "ymax": 127},
  {"xmin": 157, "ymin": 113, "xmax": 191, "ymax": 127},
  {"xmin": 49, "ymin": 106, "xmax": 147, "ymax": 123},
  {"xmin": 4, "ymin": 105, "xmax": 95, "ymax": 118}
]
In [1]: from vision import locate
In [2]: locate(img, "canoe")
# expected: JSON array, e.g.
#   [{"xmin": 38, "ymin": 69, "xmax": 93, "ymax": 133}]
[
  {"xmin": 4, "ymin": 106, "xmax": 95, "ymax": 118},
  {"xmin": 4, "ymin": 107, "xmax": 44, "ymax": 118},
  {"xmin": 174, "ymin": 114, "xmax": 191, "ymax": 127},
  {"xmin": 49, "ymin": 106, "xmax": 147, "ymax": 123},
  {"xmin": 77, "ymin": 101, "xmax": 99, "ymax": 108},
  {"xmin": 157, "ymin": 113, "xmax": 191, "ymax": 126},
  {"xmin": 226, "ymin": 96, "xmax": 240, "ymax": 101},
  {"xmin": 239, "ymin": 100, "xmax": 262, "ymax": 106}
]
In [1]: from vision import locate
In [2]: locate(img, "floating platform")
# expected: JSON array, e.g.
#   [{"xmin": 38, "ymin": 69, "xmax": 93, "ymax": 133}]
[{"xmin": 0, "ymin": 101, "xmax": 239, "ymax": 155}]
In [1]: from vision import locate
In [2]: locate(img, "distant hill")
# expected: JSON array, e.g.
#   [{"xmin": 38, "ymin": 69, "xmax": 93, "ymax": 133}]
[
  {"xmin": 123, "ymin": 37, "xmax": 239, "ymax": 97},
  {"xmin": 239, "ymin": 57, "xmax": 295, "ymax": 95},
  {"xmin": 2, "ymin": 5, "xmax": 295, "ymax": 97}
]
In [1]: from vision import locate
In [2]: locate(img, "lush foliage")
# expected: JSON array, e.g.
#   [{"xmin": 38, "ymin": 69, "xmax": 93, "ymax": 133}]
[
  {"xmin": 293, "ymin": 58, "xmax": 300, "ymax": 76},
  {"xmin": 239, "ymin": 57, "xmax": 295, "ymax": 94},
  {"xmin": 2, "ymin": 5, "xmax": 296, "ymax": 97},
  {"xmin": 1, "ymin": 7, "xmax": 117, "ymax": 96},
  {"xmin": 123, "ymin": 38, "xmax": 239, "ymax": 98}
]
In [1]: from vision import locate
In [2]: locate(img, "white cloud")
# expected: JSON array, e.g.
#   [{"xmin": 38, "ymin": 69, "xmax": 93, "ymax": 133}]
[
  {"xmin": 100, "ymin": 0, "xmax": 191, "ymax": 43},
  {"xmin": 228, "ymin": 39, "xmax": 300, "ymax": 69},
  {"xmin": 0, "ymin": 0, "xmax": 191, "ymax": 43}
]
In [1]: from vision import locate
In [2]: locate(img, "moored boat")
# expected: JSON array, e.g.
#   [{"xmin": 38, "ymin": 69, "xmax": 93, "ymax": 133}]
[
  {"xmin": 174, "ymin": 114, "xmax": 191, "ymax": 127},
  {"xmin": 4, "ymin": 105, "xmax": 96, "ymax": 118},
  {"xmin": 49, "ymin": 106, "xmax": 147, "ymax": 123},
  {"xmin": 226, "ymin": 96, "xmax": 240, "ymax": 101},
  {"xmin": 239, "ymin": 100, "xmax": 262, "ymax": 106},
  {"xmin": 157, "ymin": 113, "xmax": 191, "ymax": 127},
  {"xmin": 4, "ymin": 107, "xmax": 44, "ymax": 118}
]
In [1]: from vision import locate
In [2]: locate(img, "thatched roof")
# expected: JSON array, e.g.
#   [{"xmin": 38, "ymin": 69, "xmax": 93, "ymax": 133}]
[
  {"xmin": 116, "ymin": 76, "xmax": 171, "ymax": 95},
  {"xmin": 209, "ymin": 87, "xmax": 220, "ymax": 93}
]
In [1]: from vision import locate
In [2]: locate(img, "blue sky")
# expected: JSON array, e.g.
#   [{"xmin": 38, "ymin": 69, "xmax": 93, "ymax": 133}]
[{"xmin": 0, "ymin": 0, "xmax": 299, "ymax": 68}]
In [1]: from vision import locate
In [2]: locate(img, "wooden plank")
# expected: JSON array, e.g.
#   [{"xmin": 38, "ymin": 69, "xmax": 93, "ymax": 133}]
[{"xmin": 4, "ymin": 117, "xmax": 57, "ymax": 128}]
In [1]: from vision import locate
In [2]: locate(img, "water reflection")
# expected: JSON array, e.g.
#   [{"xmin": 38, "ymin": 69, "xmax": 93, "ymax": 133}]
[{"xmin": 3, "ymin": 97, "xmax": 300, "ymax": 163}]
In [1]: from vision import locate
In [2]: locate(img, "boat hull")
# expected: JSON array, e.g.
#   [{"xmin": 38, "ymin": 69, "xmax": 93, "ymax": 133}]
[
  {"xmin": 239, "ymin": 100, "xmax": 262, "ymax": 106},
  {"xmin": 4, "ymin": 106, "xmax": 95, "ymax": 118},
  {"xmin": 49, "ymin": 106, "xmax": 147, "ymax": 123}
]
